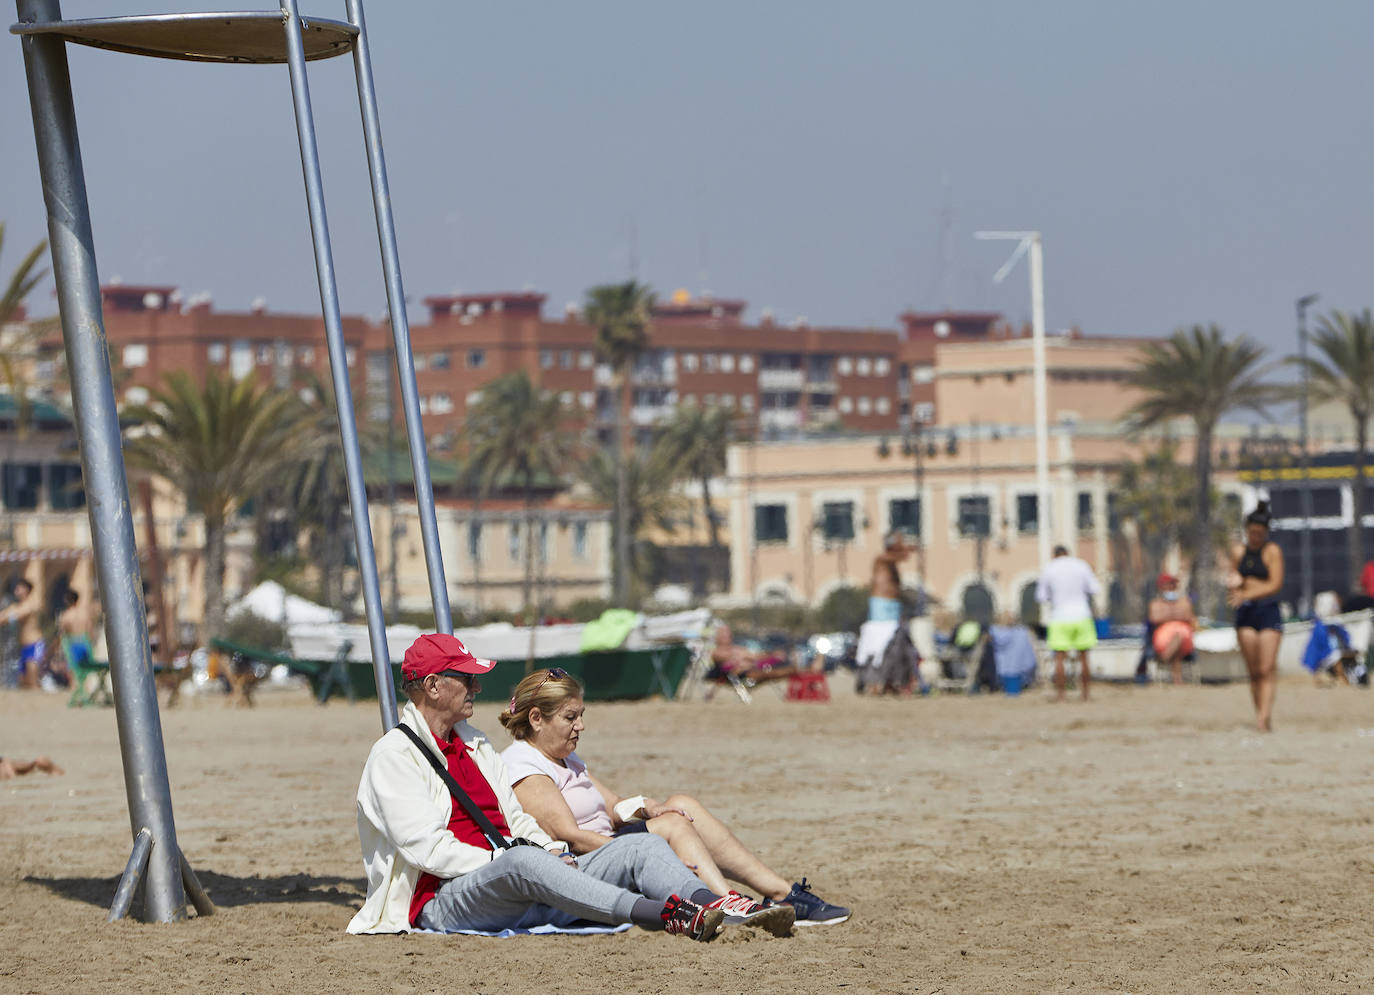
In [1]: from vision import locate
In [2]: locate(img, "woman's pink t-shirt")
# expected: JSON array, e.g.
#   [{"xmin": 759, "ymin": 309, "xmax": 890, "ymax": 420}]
[{"xmin": 500, "ymin": 739, "xmax": 614, "ymax": 835}]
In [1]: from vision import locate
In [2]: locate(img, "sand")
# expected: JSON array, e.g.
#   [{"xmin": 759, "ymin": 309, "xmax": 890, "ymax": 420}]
[{"xmin": 3, "ymin": 674, "xmax": 1374, "ymax": 994}]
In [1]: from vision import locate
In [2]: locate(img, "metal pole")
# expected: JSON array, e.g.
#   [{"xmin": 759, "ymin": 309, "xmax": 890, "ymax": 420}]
[
  {"xmin": 344, "ymin": 0, "xmax": 452, "ymax": 633},
  {"xmin": 280, "ymin": 0, "xmax": 396, "ymax": 728},
  {"xmin": 1297, "ymin": 293, "xmax": 1318, "ymax": 617},
  {"xmin": 1029, "ymin": 234, "xmax": 1052, "ymax": 569},
  {"xmin": 913, "ymin": 425, "xmax": 927, "ymax": 616},
  {"xmin": 17, "ymin": 0, "xmax": 187, "ymax": 923},
  {"xmin": 107, "ymin": 828, "xmax": 153, "ymax": 922}
]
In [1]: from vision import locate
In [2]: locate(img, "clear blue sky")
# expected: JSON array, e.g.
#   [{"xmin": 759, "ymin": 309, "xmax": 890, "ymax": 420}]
[{"xmin": 4, "ymin": 1, "xmax": 1371, "ymax": 358}]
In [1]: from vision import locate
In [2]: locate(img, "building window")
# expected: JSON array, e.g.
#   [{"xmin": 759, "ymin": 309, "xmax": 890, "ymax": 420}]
[
  {"xmin": 580, "ymin": 391, "xmax": 595, "ymax": 409},
  {"xmin": 721, "ymin": 354, "xmax": 735, "ymax": 373},
  {"xmin": 47, "ymin": 463, "xmax": 85, "ymax": 511},
  {"xmin": 913, "ymin": 401, "xmax": 935, "ymax": 424},
  {"xmin": 256, "ymin": 343, "xmax": 273, "ymax": 365},
  {"xmin": 740, "ymin": 355, "xmax": 754, "ymax": 373},
  {"xmin": 125, "ymin": 386, "xmax": 149, "ymax": 405},
  {"xmin": 857, "ymin": 397, "xmax": 872, "ymax": 415},
  {"xmin": 837, "ymin": 397, "xmax": 853, "ymax": 414},
  {"xmin": 1017, "ymin": 494, "xmax": 1039, "ymax": 534},
  {"xmin": 467, "ymin": 349, "xmax": 486, "ymax": 369},
  {"xmin": 431, "ymin": 393, "xmax": 453, "ymax": 414},
  {"xmin": 299, "ymin": 345, "xmax": 316, "ymax": 365},
  {"xmin": 889, "ymin": 497, "xmax": 921, "ymax": 538},
  {"xmin": 958, "ymin": 495, "xmax": 991, "ymax": 538},
  {"xmin": 1077, "ymin": 492, "xmax": 1094, "ymax": 532},
  {"xmin": 2, "ymin": 463, "xmax": 42, "ymax": 510},
  {"xmin": 875, "ymin": 357, "xmax": 891, "ymax": 376},
  {"xmin": 837, "ymin": 357, "xmax": 853, "ymax": 376},
  {"xmin": 413, "ymin": 353, "xmax": 428, "ymax": 372},
  {"xmin": 467, "ymin": 522, "xmax": 482, "ymax": 562},
  {"xmin": 703, "ymin": 393, "xmax": 717, "ymax": 407},
  {"xmin": 820, "ymin": 501, "xmax": 855, "ymax": 541},
  {"xmin": 875, "ymin": 396, "xmax": 891, "ymax": 415},
  {"xmin": 722, "ymin": 394, "xmax": 735, "ymax": 408},
  {"xmin": 741, "ymin": 394, "xmax": 754, "ymax": 412},
  {"xmin": 754, "ymin": 503, "xmax": 788, "ymax": 543},
  {"xmin": 809, "ymin": 392, "xmax": 833, "ymax": 410},
  {"xmin": 122, "ymin": 343, "xmax": 148, "ymax": 368},
  {"xmin": 913, "ymin": 365, "xmax": 934, "ymax": 384},
  {"xmin": 558, "ymin": 349, "xmax": 573, "ymax": 370},
  {"xmin": 430, "ymin": 351, "xmax": 451, "ymax": 370},
  {"xmin": 345, "ymin": 346, "xmax": 357, "ymax": 367},
  {"xmin": 207, "ymin": 342, "xmax": 226, "ymax": 364},
  {"xmin": 703, "ymin": 354, "xmax": 718, "ymax": 373},
  {"xmin": 509, "ymin": 522, "xmax": 522, "ymax": 562},
  {"xmin": 578, "ymin": 350, "xmax": 595, "ymax": 369},
  {"xmin": 539, "ymin": 350, "xmax": 554, "ymax": 370},
  {"xmin": 572, "ymin": 521, "xmax": 589, "ymax": 560},
  {"xmin": 856, "ymin": 357, "xmax": 872, "ymax": 376}
]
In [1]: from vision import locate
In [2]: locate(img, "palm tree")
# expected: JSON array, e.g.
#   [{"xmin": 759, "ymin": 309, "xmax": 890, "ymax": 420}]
[
  {"xmin": 0, "ymin": 224, "xmax": 50, "ymax": 435},
  {"xmin": 1289, "ymin": 309, "xmax": 1374, "ymax": 590},
  {"xmin": 1122, "ymin": 325, "xmax": 1279, "ymax": 606},
  {"xmin": 462, "ymin": 372, "xmax": 574, "ymax": 665},
  {"xmin": 583, "ymin": 280, "xmax": 654, "ymax": 605},
  {"xmin": 578, "ymin": 440, "xmax": 685, "ymax": 603},
  {"xmin": 658, "ymin": 403, "xmax": 733, "ymax": 592},
  {"xmin": 123, "ymin": 370, "xmax": 303, "ymax": 640},
  {"xmin": 1112, "ymin": 439, "xmax": 1200, "ymax": 619}
]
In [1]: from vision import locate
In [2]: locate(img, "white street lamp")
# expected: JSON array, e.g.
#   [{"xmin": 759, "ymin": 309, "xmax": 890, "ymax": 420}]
[{"xmin": 975, "ymin": 230, "xmax": 1051, "ymax": 568}]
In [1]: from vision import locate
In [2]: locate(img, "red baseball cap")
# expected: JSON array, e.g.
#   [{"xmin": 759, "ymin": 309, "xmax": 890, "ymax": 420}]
[
  {"xmin": 1157, "ymin": 572, "xmax": 1178, "ymax": 588},
  {"xmin": 401, "ymin": 633, "xmax": 495, "ymax": 681}
]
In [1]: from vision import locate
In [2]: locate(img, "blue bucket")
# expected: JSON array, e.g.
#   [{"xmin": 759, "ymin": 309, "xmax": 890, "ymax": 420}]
[
  {"xmin": 1003, "ymin": 674, "xmax": 1024, "ymax": 696},
  {"xmin": 1094, "ymin": 619, "xmax": 1111, "ymax": 639}
]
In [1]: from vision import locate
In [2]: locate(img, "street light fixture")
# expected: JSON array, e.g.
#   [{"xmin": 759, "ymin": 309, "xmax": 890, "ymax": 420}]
[
  {"xmin": 1297, "ymin": 292, "xmax": 1319, "ymax": 617},
  {"xmin": 975, "ymin": 230, "xmax": 1051, "ymax": 569}
]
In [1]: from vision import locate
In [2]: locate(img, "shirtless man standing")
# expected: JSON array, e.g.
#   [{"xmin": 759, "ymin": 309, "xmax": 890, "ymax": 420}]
[
  {"xmin": 3, "ymin": 579, "xmax": 45, "ymax": 689},
  {"xmin": 855, "ymin": 534, "xmax": 919, "ymax": 694}
]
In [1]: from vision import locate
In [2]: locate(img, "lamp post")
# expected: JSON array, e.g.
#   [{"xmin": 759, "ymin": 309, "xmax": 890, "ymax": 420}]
[
  {"xmin": 975, "ymin": 231, "xmax": 1051, "ymax": 569},
  {"xmin": 1297, "ymin": 293, "xmax": 1319, "ymax": 617}
]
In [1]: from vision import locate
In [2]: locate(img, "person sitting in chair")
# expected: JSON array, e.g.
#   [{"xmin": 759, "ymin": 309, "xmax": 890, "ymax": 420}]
[{"xmin": 1148, "ymin": 573, "xmax": 1197, "ymax": 685}]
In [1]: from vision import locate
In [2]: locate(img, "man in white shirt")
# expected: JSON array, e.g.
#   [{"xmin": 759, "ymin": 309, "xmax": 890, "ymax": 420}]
[{"xmin": 1036, "ymin": 545, "xmax": 1102, "ymax": 701}]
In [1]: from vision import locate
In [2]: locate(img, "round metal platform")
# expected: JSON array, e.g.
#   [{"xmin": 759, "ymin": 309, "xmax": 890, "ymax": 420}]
[{"xmin": 10, "ymin": 11, "xmax": 357, "ymax": 64}]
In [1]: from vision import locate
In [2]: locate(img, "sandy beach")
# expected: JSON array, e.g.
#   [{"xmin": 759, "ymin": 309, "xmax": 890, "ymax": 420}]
[{"xmin": 3, "ymin": 674, "xmax": 1374, "ymax": 994}]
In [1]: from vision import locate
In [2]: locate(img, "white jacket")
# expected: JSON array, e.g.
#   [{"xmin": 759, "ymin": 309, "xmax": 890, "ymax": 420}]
[{"xmin": 347, "ymin": 700, "xmax": 562, "ymax": 934}]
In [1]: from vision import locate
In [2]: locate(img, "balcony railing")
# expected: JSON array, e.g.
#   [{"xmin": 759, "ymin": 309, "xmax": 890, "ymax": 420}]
[{"xmin": 759, "ymin": 368, "xmax": 804, "ymax": 390}]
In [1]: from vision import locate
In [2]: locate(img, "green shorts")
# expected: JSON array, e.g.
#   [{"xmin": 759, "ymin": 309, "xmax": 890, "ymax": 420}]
[{"xmin": 1047, "ymin": 618, "xmax": 1097, "ymax": 652}]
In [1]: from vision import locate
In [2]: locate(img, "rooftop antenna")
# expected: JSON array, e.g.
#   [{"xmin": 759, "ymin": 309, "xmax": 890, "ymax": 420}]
[{"xmin": 974, "ymin": 230, "xmax": 1050, "ymax": 568}]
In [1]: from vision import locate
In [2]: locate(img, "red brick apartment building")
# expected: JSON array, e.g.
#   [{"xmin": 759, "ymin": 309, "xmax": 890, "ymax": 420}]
[{"xmin": 87, "ymin": 282, "xmax": 1008, "ymax": 447}]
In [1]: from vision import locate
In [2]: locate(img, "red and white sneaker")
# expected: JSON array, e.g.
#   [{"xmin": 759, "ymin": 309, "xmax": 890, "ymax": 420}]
[
  {"xmin": 660, "ymin": 894, "xmax": 725, "ymax": 942},
  {"xmin": 706, "ymin": 891, "xmax": 795, "ymax": 936}
]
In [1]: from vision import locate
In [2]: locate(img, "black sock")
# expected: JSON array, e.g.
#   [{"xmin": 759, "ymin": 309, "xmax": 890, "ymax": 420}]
[
  {"xmin": 691, "ymin": 889, "xmax": 720, "ymax": 906},
  {"xmin": 631, "ymin": 897, "xmax": 665, "ymax": 930}
]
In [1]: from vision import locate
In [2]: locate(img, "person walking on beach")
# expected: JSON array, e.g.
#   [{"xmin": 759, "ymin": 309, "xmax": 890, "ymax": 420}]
[
  {"xmin": 1227, "ymin": 501, "xmax": 1284, "ymax": 732},
  {"xmin": 347, "ymin": 633, "xmax": 793, "ymax": 940},
  {"xmin": 1036, "ymin": 545, "xmax": 1101, "ymax": 701}
]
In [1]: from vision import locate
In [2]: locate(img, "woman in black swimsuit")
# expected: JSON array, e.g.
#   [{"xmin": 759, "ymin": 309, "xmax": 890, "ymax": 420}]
[{"xmin": 1226, "ymin": 501, "xmax": 1285, "ymax": 732}]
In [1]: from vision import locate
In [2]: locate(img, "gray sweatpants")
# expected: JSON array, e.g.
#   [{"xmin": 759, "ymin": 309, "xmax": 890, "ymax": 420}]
[{"xmin": 416, "ymin": 833, "xmax": 707, "ymax": 932}]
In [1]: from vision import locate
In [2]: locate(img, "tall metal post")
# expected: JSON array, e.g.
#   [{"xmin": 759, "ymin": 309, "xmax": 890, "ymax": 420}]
[
  {"xmin": 1297, "ymin": 293, "xmax": 1318, "ymax": 617},
  {"xmin": 16, "ymin": 0, "xmax": 187, "ymax": 922},
  {"xmin": 344, "ymin": 0, "xmax": 452, "ymax": 633},
  {"xmin": 1028, "ymin": 234, "xmax": 1051, "ymax": 568},
  {"xmin": 911, "ymin": 424, "xmax": 928, "ymax": 616},
  {"xmin": 280, "ymin": 0, "xmax": 396, "ymax": 727}
]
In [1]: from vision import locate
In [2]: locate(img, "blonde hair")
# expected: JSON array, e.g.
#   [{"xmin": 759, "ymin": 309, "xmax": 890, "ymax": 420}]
[{"xmin": 497, "ymin": 668, "xmax": 584, "ymax": 740}]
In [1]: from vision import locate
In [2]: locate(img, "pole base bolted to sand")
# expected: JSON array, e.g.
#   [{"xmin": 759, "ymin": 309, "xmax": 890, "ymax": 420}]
[{"xmin": 12, "ymin": 0, "xmax": 453, "ymax": 920}]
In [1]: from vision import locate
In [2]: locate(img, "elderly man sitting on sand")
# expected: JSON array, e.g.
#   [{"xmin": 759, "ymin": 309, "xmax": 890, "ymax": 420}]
[{"xmin": 347, "ymin": 633, "xmax": 794, "ymax": 941}]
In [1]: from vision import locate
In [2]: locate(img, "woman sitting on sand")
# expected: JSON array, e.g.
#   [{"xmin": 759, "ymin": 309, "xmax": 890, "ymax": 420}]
[{"xmin": 498, "ymin": 668, "xmax": 849, "ymax": 926}]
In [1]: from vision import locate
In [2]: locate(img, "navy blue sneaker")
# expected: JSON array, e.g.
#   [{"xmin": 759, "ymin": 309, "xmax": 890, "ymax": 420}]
[{"xmin": 774, "ymin": 879, "xmax": 850, "ymax": 926}]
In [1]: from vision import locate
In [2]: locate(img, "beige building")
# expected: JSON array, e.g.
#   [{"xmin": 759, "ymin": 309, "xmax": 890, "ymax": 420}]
[
  {"xmin": 721, "ymin": 334, "xmax": 1250, "ymax": 620},
  {"xmin": 373, "ymin": 497, "xmax": 612, "ymax": 618}
]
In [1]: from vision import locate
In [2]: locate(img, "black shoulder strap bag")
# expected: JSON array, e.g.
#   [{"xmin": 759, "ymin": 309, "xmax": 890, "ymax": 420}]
[{"xmin": 395, "ymin": 723, "xmax": 543, "ymax": 852}]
